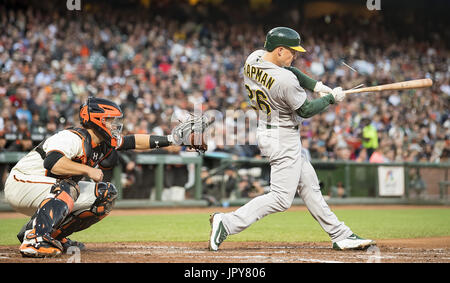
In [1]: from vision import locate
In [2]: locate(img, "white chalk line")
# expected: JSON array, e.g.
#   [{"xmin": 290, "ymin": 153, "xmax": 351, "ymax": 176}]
[
  {"xmin": 114, "ymin": 246, "xmax": 348, "ymax": 263},
  {"xmin": 112, "ymin": 244, "xmax": 450, "ymax": 263}
]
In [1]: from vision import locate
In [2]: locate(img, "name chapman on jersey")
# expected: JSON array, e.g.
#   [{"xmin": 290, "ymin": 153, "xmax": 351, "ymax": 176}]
[{"xmin": 244, "ymin": 63, "xmax": 275, "ymax": 90}]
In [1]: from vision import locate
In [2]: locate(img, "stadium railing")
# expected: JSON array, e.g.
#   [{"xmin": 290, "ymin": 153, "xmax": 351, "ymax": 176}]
[
  {"xmin": 204, "ymin": 154, "xmax": 449, "ymax": 204},
  {"xmin": 0, "ymin": 152, "xmax": 449, "ymax": 211}
]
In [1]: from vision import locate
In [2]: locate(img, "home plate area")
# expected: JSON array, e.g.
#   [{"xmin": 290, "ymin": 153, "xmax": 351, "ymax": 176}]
[{"xmin": 1, "ymin": 238, "xmax": 448, "ymax": 263}]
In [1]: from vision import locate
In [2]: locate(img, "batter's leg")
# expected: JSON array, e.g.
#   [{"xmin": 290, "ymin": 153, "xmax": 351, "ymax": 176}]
[
  {"xmin": 221, "ymin": 155, "xmax": 302, "ymax": 235},
  {"xmin": 297, "ymin": 153, "xmax": 353, "ymax": 243},
  {"xmin": 209, "ymin": 128, "xmax": 301, "ymax": 251}
]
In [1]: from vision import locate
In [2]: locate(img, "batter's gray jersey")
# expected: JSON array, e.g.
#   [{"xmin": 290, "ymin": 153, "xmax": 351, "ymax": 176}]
[{"xmin": 243, "ymin": 50, "xmax": 306, "ymax": 127}]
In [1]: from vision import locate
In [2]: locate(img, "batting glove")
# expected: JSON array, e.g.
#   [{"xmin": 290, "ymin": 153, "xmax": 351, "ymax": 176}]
[
  {"xmin": 314, "ymin": 81, "xmax": 333, "ymax": 97},
  {"xmin": 331, "ymin": 87, "xmax": 345, "ymax": 102}
]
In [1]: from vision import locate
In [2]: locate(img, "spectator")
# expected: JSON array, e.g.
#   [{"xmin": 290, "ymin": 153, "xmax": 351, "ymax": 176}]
[
  {"xmin": 408, "ymin": 168, "xmax": 426, "ymax": 198},
  {"xmin": 335, "ymin": 142, "xmax": 352, "ymax": 161},
  {"xmin": 7, "ymin": 118, "xmax": 32, "ymax": 152},
  {"xmin": 200, "ymin": 166, "xmax": 222, "ymax": 206},
  {"xmin": 0, "ymin": 132, "xmax": 7, "ymax": 191},
  {"xmin": 360, "ymin": 118, "xmax": 379, "ymax": 160},
  {"xmin": 117, "ymin": 151, "xmax": 146, "ymax": 199},
  {"xmin": 330, "ymin": 181, "xmax": 347, "ymax": 198},
  {"xmin": 238, "ymin": 178, "xmax": 265, "ymax": 198}
]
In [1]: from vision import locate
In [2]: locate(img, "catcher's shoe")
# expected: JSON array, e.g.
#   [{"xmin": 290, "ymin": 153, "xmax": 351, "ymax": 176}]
[
  {"xmin": 332, "ymin": 234, "xmax": 376, "ymax": 251},
  {"xmin": 60, "ymin": 237, "xmax": 86, "ymax": 252},
  {"xmin": 208, "ymin": 213, "xmax": 228, "ymax": 251},
  {"xmin": 19, "ymin": 229, "xmax": 63, "ymax": 258}
]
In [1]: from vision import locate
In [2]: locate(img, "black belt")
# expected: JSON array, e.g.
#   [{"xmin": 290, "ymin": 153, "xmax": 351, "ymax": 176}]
[{"xmin": 265, "ymin": 124, "xmax": 299, "ymax": 130}]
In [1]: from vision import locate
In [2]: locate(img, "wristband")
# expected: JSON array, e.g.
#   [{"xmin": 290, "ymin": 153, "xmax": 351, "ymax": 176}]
[
  {"xmin": 118, "ymin": 135, "xmax": 136, "ymax": 150},
  {"xmin": 149, "ymin": 135, "xmax": 172, "ymax": 149}
]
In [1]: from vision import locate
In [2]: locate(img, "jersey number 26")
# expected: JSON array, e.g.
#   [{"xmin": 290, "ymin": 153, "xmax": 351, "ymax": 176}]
[{"xmin": 245, "ymin": 84, "xmax": 271, "ymax": 115}]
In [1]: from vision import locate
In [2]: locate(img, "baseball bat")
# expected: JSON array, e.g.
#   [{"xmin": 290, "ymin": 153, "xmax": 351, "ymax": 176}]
[{"xmin": 343, "ymin": 78, "xmax": 433, "ymax": 94}]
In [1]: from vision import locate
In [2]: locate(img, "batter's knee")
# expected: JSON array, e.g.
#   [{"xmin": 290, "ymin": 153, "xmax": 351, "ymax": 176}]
[
  {"xmin": 272, "ymin": 191, "xmax": 293, "ymax": 212},
  {"xmin": 278, "ymin": 199, "xmax": 292, "ymax": 211}
]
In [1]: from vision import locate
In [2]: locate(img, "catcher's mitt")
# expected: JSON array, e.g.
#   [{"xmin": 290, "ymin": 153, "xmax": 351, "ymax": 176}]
[{"xmin": 171, "ymin": 114, "xmax": 214, "ymax": 153}]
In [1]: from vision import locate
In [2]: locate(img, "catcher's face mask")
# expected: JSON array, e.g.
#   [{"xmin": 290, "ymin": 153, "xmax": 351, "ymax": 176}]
[{"xmin": 104, "ymin": 117, "xmax": 124, "ymax": 141}]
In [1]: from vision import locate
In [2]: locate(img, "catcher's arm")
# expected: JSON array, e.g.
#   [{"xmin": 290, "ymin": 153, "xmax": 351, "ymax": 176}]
[
  {"xmin": 117, "ymin": 134, "xmax": 175, "ymax": 150},
  {"xmin": 116, "ymin": 115, "xmax": 212, "ymax": 153}
]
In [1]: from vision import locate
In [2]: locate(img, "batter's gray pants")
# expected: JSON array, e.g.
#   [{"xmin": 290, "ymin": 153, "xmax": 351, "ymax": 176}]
[{"xmin": 221, "ymin": 127, "xmax": 353, "ymax": 243}]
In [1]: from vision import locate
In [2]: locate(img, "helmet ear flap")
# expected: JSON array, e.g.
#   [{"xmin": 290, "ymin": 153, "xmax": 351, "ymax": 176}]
[
  {"xmin": 79, "ymin": 105, "xmax": 89, "ymax": 125},
  {"xmin": 80, "ymin": 102, "xmax": 96, "ymax": 128}
]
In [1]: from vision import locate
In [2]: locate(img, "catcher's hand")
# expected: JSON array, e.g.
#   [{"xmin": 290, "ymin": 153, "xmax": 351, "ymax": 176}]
[{"xmin": 171, "ymin": 114, "xmax": 214, "ymax": 153}]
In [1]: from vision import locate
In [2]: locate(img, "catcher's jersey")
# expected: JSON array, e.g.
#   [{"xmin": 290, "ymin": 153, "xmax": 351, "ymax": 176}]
[
  {"xmin": 243, "ymin": 49, "xmax": 306, "ymax": 127},
  {"xmin": 11, "ymin": 128, "xmax": 116, "ymax": 180},
  {"xmin": 12, "ymin": 130, "xmax": 85, "ymax": 176}
]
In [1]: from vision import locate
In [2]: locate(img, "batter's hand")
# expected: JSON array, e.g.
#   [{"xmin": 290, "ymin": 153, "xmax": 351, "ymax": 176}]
[
  {"xmin": 331, "ymin": 87, "xmax": 345, "ymax": 102},
  {"xmin": 88, "ymin": 167, "xmax": 104, "ymax": 182},
  {"xmin": 314, "ymin": 81, "xmax": 333, "ymax": 96}
]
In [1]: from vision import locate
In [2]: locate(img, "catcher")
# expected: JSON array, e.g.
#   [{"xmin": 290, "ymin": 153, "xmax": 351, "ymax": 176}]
[{"xmin": 4, "ymin": 97, "xmax": 209, "ymax": 258}]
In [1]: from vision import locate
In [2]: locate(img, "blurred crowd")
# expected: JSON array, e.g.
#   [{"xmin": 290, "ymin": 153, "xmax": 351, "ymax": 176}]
[
  {"xmin": 0, "ymin": 1, "xmax": 449, "ymax": 197},
  {"xmin": 296, "ymin": 15, "xmax": 449, "ymax": 164}
]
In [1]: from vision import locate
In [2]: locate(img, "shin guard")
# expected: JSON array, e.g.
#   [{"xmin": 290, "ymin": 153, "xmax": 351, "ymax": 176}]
[
  {"xmin": 18, "ymin": 180, "xmax": 80, "ymax": 256},
  {"xmin": 52, "ymin": 182, "xmax": 117, "ymax": 240},
  {"xmin": 18, "ymin": 180, "xmax": 80, "ymax": 242}
]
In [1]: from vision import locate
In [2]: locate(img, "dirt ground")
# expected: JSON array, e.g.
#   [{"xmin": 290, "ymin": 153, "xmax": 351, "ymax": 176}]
[{"xmin": 1, "ymin": 205, "xmax": 449, "ymax": 263}]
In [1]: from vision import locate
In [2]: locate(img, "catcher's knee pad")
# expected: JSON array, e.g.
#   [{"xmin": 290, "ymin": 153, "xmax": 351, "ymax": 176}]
[
  {"xmin": 19, "ymin": 179, "xmax": 80, "ymax": 241},
  {"xmin": 51, "ymin": 182, "xmax": 117, "ymax": 240},
  {"xmin": 92, "ymin": 182, "xmax": 118, "ymax": 215},
  {"xmin": 50, "ymin": 179, "xmax": 81, "ymax": 209}
]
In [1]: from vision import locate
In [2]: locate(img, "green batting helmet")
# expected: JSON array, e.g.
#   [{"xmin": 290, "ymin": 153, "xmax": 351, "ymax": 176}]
[{"xmin": 264, "ymin": 27, "xmax": 306, "ymax": 52}]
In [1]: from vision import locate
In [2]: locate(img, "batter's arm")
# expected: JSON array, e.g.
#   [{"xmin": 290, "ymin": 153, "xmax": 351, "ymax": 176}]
[
  {"xmin": 295, "ymin": 94, "xmax": 335, "ymax": 118},
  {"xmin": 284, "ymin": 66, "xmax": 317, "ymax": 91},
  {"xmin": 285, "ymin": 66, "xmax": 335, "ymax": 95}
]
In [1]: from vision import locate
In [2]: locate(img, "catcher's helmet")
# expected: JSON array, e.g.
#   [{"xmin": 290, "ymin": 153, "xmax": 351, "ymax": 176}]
[
  {"xmin": 79, "ymin": 97, "xmax": 123, "ymax": 147},
  {"xmin": 264, "ymin": 27, "xmax": 306, "ymax": 52}
]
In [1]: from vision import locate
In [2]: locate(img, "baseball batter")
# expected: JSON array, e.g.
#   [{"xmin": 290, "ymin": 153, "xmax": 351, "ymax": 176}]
[{"xmin": 209, "ymin": 27, "xmax": 376, "ymax": 251}]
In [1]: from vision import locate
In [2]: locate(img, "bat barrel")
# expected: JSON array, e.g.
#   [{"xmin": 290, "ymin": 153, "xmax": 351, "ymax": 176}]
[{"xmin": 343, "ymin": 78, "xmax": 433, "ymax": 94}]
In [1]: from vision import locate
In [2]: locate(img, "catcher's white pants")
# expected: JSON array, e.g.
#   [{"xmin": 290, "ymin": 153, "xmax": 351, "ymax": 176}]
[
  {"xmin": 221, "ymin": 127, "xmax": 353, "ymax": 243},
  {"xmin": 4, "ymin": 168, "xmax": 97, "ymax": 216}
]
